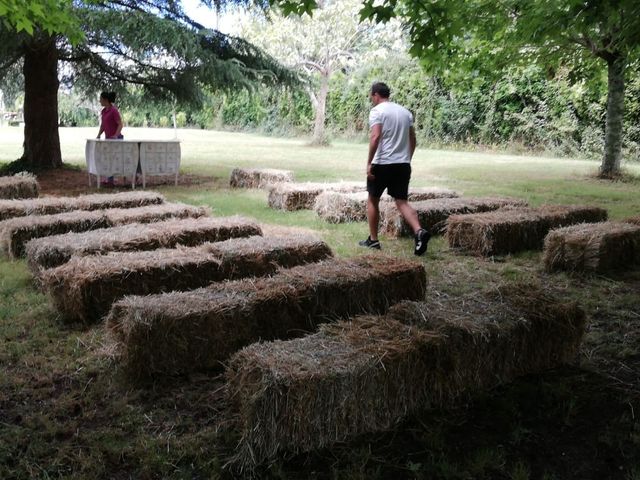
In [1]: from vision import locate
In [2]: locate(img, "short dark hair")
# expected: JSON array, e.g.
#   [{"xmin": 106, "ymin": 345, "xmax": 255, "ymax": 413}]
[
  {"xmin": 371, "ymin": 82, "xmax": 390, "ymax": 98},
  {"xmin": 100, "ymin": 91, "xmax": 117, "ymax": 103}
]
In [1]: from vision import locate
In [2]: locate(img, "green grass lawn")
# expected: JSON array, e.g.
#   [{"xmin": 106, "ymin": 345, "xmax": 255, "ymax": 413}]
[{"xmin": 1, "ymin": 126, "xmax": 639, "ymax": 479}]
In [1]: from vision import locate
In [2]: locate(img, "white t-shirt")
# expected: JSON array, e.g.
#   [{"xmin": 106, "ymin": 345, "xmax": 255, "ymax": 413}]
[{"xmin": 369, "ymin": 101, "xmax": 414, "ymax": 165}]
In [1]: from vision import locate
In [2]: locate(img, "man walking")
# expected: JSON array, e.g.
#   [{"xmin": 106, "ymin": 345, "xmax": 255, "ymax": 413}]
[{"xmin": 359, "ymin": 82, "xmax": 430, "ymax": 256}]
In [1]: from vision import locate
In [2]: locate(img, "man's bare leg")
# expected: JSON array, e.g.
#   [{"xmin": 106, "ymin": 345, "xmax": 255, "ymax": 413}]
[
  {"xmin": 395, "ymin": 199, "xmax": 421, "ymax": 234},
  {"xmin": 367, "ymin": 194, "xmax": 381, "ymax": 240}
]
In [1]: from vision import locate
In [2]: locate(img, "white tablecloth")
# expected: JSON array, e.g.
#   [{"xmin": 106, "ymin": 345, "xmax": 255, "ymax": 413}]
[{"xmin": 85, "ymin": 139, "xmax": 181, "ymax": 188}]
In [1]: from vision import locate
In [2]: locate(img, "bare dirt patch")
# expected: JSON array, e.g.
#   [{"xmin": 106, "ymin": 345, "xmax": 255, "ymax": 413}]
[{"xmin": 34, "ymin": 166, "xmax": 215, "ymax": 196}]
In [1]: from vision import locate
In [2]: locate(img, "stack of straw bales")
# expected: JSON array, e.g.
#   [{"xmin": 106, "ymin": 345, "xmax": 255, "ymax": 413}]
[
  {"xmin": 446, "ymin": 205, "xmax": 608, "ymax": 256},
  {"xmin": 26, "ymin": 216, "xmax": 261, "ymax": 274},
  {"xmin": 268, "ymin": 181, "xmax": 365, "ymax": 211},
  {"xmin": 44, "ymin": 234, "xmax": 334, "ymax": 323},
  {"xmin": 225, "ymin": 284, "xmax": 585, "ymax": 469},
  {"xmin": 0, "ymin": 203, "xmax": 207, "ymax": 258},
  {"xmin": 229, "ymin": 168, "xmax": 294, "ymax": 188},
  {"xmin": 107, "ymin": 255, "xmax": 426, "ymax": 380},
  {"xmin": 0, "ymin": 173, "xmax": 39, "ymax": 199},
  {"xmin": 543, "ymin": 221, "xmax": 640, "ymax": 273},
  {"xmin": 314, "ymin": 187, "xmax": 459, "ymax": 223},
  {"xmin": 0, "ymin": 191, "xmax": 164, "ymax": 221},
  {"xmin": 380, "ymin": 196, "xmax": 528, "ymax": 237}
]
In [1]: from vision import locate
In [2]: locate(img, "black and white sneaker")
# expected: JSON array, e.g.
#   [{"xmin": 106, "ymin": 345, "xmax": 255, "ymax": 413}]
[
  {"xmin": 358, "ymin": 236, "xmax": 381, "ymax": 250},
  {"xmin": 414, "ymin": 229, "xmax": 430, "ymax": 256}
]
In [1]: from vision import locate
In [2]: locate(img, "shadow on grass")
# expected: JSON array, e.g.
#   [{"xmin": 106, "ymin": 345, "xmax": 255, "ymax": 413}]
[{"xmin": 267, "ymin": 366, "xmax": 639, "ymax": 480}]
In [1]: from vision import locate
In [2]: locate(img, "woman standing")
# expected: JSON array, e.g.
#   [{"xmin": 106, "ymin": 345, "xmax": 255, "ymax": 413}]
[
  {"xmin": 97, "ymin": 91, "xmax": 123, "ymax": 140},
  {"xmin": 96, "ymin": 91, "xmax": 124, "ymax": 186}
]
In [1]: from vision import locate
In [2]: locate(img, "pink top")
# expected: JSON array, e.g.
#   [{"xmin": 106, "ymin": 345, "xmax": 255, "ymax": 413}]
[{"xmin": 101, "ymin": 105, "xmax": 122, "ymax": 139}]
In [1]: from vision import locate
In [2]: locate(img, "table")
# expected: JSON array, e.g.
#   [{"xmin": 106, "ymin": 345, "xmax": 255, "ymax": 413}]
[
  {"xmin": 85, "ymin": 139, "xmax": 139, "ymax": 188},
  {"xmin": 85, "ymin": 139, "xmax": 181, "ymax": 189},
  {"xmin": 139, "ymin": 140, "xmax": 181, "ymax": 188}
]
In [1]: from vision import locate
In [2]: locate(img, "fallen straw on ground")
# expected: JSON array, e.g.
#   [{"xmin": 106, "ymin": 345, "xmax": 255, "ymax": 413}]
[
  {"xmin": 0, "ymin": 202, "xmax": 207, "ymax": 258},
  {"xmin": 26, "ymin": 216, "xmax": 261, "ymax": 275},
  {"xmin": 268, "ymin": 181, "xmax": 365, "ymax": 211},
  {"xmin": 44, "ymin": 234, "xmax": 334, "ymax": 324},
  {"xmin": 446, "ymin": 205, "xmax": 608, "ymax": 256},
  {"xmin": 379, "ymin": 196, "xmax": 528, "ymax": 237},
  {"xmin": 0, "ymin": 173, "xmax": 39, "ymax": 199},
  {"xmin": 314, "ymin": 187, "xmax": 459, "ymax": 223},
  {"xmin": 106, "ymin": 255, "xmax": 426, "ymax": 380},
  {"xmin": 543, "ymin": 221, "xmax": 640, "ymax": 273},
  {"xmin": 225, "ymin": 284, "xmax": 585, "ymax": 469},
  {"xmin": 0, "ymin": 190, "xmax": 164, "ymax": 221},
  {"xmin": 229, "ymin": 168, "xmax": 294, "ymax": 188}
]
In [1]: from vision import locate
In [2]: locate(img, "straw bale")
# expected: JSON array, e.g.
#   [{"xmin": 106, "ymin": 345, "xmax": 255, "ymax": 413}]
[
  {"xmin": 229, "ymin": 168, "xmax": 294, "ymax": 188},
  {"xmin": 268, "ymin": 181, "xmax": 365, "ymax": 211},
  {"xmin": 0, "ymin": 203, "xmax": 207, "ymax": 259},
  {"xmin": 543, "ymin": 221, "xmax": 640, "ymax": 273},
  {"xmin": 225, "ymin": 284, "xmax": 585, "ymax": 469},
  {"xmin": 0, "ymin": 173, "xmax": 39, "ymax": 199},
  {"xmin": 380, "ymin": 196, "xmax": 528, "ymax": 237},
  {"xmin": 0, "ymin": 190, "xmax": 164, "ymax": 221},
  {"xmin": 103, "ymin": 202, "xmax": 208, "ymax": 225},
  {"xmin": 107, "ymin": 255, "xmax": 426, "ymax": 380},
  {"xmin": 0, "ymin": 211, "xmax": 111, "ymax": 258},
  {"xmin": 314, "ymin": 187, "xmax": 459, "ymax": 224},
  {"xmin": 314, "ymin": 191, "xmax": 370, "ymax": 223},
  {"xmin": 44, "ymin": 234, "xmax": 334, "ymax": 324},
  {"xmin": 624, "ymin": 215, "xmax": 640, "ymax": 226},
  {"xmin": 446, "ymin": 205, "xmax": 608, "ymax": 256},
  {"xmin": 26, "ymin": 216, "xmax": 261, "ymax": 275}
]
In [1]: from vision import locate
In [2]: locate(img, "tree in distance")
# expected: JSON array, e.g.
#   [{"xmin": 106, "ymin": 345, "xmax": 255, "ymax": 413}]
[{"xmin": 243, "ymin": 0, "xmax": 404, "ymax": 145}]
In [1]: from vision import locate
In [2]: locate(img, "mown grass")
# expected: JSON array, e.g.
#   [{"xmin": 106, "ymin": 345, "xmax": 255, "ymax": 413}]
[{"xmin": 1, "ymin": 126, "xmax": 639, "ymax": 479}]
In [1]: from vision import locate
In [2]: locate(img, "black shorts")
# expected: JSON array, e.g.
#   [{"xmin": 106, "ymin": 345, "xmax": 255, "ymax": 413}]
[{"xmin": 367, "ymin": 163, "xmax": 411, "ymax": 200}]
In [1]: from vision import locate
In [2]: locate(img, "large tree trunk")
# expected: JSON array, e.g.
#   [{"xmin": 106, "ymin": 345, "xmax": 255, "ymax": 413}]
[
  {"xmin": 599, "ymin": 54, "xmax": 625, "ymax": 178},
  {"xmin": 312, "ymin": 70, "xmax": 330, "ymax": 145},
  {"xmin": 22, "ymin": 36, "xmax": 62, "ymax": 169}
]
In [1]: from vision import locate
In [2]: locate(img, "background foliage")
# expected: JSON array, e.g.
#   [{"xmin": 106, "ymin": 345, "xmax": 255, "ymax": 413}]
[{"xmin": 62, "ymin": 55, "xmax": 639, "ymax": 160}]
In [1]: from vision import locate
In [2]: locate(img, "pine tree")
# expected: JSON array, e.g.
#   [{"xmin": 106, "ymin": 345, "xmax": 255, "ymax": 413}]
[{"xmin": 0, "ymin": 0, "xmax": 295, "ymax": 170}]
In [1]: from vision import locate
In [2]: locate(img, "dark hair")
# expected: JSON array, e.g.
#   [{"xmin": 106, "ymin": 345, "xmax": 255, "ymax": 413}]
[
  {"xmin": 100, "ymin": 91, "xmax": 117, "ymax": 103},
  {"xmin": 371, "ymin": 82, "xmax": 390, "ymax": 98}
]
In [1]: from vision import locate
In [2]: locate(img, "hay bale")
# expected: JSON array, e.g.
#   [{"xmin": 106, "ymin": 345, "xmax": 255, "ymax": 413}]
[
  {"xmin": 26, "ymin": 216, "xmax": 262, "ymax": 275},
  {"xmin": 229, "ymin": 168, "xmax": 294, "ymax": 188},
  {"xmin": 103, "ymin": 202, "xmax": 208, "ymax": 225},
  {"xmin": 0, "ymin": 173, "xmax": 39, "ymax": 199},
  {"xmin": 624, "ymin": 215, "xmax": 640, "ymax": 226},
  {"xmin": 379, "ymin": 196, "xmax": 528, "ymax": 237},
  {"xmin": 446, "ymin": 205, "xmax": 608, "ymax": 256},
  {"xmin": 0, "ymin": 211, "xmax": 111, "ymax": 258},
  {"xmin": 44, "ymin": 234, "xmax": 334, "ymax": 324},
  {"xmin": 268, "ymin": 181, "xmax": 365, "ymax": 211},
  {"xmin": 107, "ymin": 255, "xmax": 426, "ymax": 380},
  {"xmin": 543, "ymin": 221, "xmax": 640, "ymax": 273},
  {"xmin": 314, "ymin": 187, "xmax": 459, "ymax": 224},
  {"xmin": 225, "ymin": 284, "xmax": 585, "ymax": 469},
  {"xmin": 0, "ymin": 191, "xmax": 165, "ymax": 221},
  {"xmin": 0, "ymin": 203, "xmax": 206, "ymax": 258},
  {"xmin": 314, "ymin": 191, "xmax": 370, "ymax": 223}
]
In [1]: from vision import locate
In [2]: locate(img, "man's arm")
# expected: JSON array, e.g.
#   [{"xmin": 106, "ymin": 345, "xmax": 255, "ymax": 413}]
[
  {"xmin": 367, "ymin": 123, "xmax": 382, "ymax": 179},
  {"xmin": 409, "ymin": 126, "xmax": 416, "ymax": 159}
]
